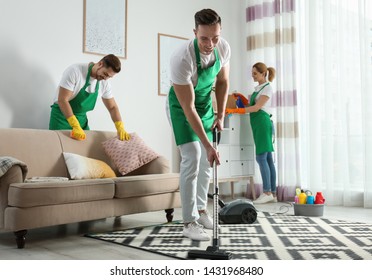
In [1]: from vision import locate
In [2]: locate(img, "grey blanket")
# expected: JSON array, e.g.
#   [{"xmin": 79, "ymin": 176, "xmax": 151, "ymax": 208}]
[{"xmin": 0, "ymin": 156, "xmax": 28, "ymax": 181}]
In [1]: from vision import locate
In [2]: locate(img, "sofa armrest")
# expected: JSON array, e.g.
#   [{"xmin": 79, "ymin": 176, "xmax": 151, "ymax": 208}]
[
  {"xmin": 124, "ymin": 156, "xmax": 170, "ymax": 176},
  {"xmin": 0, "ymin": 165, "xmax": 24, "ymax": 229}
]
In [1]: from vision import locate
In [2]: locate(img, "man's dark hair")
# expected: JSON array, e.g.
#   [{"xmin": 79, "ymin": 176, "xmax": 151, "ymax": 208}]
[
  {"xmin": 101, "ymin": 54, "xmax": 121, "ymax": 73},
  {"xmin": 194, "ymin": 9, "xmax": 221, "ymax": 29}
]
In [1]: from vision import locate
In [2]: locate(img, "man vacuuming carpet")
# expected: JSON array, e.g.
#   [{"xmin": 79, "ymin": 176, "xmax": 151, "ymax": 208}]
[{"xmin": 165, "ymin": 8, "xmax": 231, "ymax": 241}]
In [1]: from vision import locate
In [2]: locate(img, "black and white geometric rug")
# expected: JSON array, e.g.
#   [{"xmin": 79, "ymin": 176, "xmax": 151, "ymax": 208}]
[{"xmin": 85, "ymin": 212, "xmax": 372, "ymax": 260}]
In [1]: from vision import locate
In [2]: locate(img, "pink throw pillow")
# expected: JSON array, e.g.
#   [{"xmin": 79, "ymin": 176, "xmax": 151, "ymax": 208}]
[{"xmin": 102, "ymin": 133, "xmax": 159, "ymax": 175}]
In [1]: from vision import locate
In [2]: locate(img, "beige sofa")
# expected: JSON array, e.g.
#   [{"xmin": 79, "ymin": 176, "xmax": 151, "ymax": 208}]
[{"xmin": 0, "ymin": 128, "xmax": 180, "ymax": 248}]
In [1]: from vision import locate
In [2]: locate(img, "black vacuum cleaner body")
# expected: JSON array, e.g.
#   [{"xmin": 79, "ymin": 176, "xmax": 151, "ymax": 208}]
[
  {"xmin": 218, "ymin": 198, "xmax": 257, "ymax": 224},
  {"xmin": 207, "ymin": 194, "xmax": 257, "ymax": 224}
]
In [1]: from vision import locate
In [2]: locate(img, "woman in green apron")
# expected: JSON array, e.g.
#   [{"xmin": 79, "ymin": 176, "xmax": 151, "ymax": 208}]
[
  {"xmin": 49, "ymin": 54, "xmax": 130, "ymax": 141},
  {"xmin": 226, "ymin": 62, "xmax": 276, "ymax": 204},
  {"xmin": 166, "ymin": 9, "xmax": 231, "ymax": 241}
]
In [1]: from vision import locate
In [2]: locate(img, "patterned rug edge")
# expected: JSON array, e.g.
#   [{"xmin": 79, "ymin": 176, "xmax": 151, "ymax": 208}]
[
  {"xmin": 84, "ymin": 213, "xmax": 372, "ymax": 260},
  {"xmin": 84, "ymin": 221, "xmax": 186, "ymax": 260}
]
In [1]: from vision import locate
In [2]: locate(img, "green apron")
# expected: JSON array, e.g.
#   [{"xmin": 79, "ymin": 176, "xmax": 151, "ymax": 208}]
[
  {"xmin": 249, "ymin": 83, "xmax": 274, "ymax": 155},
  {"xmin": 168, "ymin": 39, "xmax": 221, "ymax": 145},
  {"xmin": 49, "ymin": 64, "xmax": 99, "ymax": 130}
]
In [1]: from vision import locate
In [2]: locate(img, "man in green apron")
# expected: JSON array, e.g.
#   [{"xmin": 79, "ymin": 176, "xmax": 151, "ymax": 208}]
[
  {"xmin": 166, "ymin": 9, "xmax": 231, "ymax": 241},
  {"xmin": 49, "ymin": 54, "xmax": 130, "ymax": 141},
  {"xmin": 226, "ymin": 62, "xmax": 277, "ymax": 204}
]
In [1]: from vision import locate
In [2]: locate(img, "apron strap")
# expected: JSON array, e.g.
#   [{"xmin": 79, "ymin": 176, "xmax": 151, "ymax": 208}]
[{"xmin": 271, "ymin": 116, "xmax": 275, "ymax": 144}]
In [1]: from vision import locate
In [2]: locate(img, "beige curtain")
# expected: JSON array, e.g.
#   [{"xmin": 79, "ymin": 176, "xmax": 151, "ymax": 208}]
[{"xmin": 245, "ymin": 0, "xmax": 300, "ymax": 200}]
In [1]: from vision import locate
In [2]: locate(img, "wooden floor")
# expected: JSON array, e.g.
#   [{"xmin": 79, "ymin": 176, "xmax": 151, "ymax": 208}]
[{"xmin": 1, "ymin": 197, "xmax": 372, "ymax": 260}]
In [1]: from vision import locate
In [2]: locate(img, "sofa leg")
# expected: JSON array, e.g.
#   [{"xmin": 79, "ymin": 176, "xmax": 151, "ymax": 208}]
[
  {"xmin": 165, "ymin": 209, "xmax": 174, "ymax": 223},
  {"xmin": 14, "ymin": 230, "xmax": 27, "ymax": 249}
]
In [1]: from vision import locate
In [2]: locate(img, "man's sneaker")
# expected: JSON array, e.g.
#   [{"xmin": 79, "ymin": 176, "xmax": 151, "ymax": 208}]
[
  {"xmin": 197, "ymin": 212, "xmax": 221, "ymax": 230},
  {"xmin": 183, "ymin": 222, "xmax": 210, "ymax": 241},
  {"xmin": 254, "ymin": 193, "xmax": 274, "ymax": 204},
  {"xmin": 272, "ymin": 196, "xmax": 278, "ymax": 203},
  {"xmin": 197, "ymin": 212, "xmax": 213, "ymax": 229}
]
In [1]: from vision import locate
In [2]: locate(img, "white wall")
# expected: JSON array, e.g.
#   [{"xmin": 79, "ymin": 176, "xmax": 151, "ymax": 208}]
[{"xmin": 0, "ymin": 0, "xmax": 247, "ymax": 172}]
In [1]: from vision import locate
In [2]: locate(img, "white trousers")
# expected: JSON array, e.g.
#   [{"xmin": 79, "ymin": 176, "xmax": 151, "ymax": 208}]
[{"xmin": 178, "ymin": 141, "xmax": 212, "ymax": 223}]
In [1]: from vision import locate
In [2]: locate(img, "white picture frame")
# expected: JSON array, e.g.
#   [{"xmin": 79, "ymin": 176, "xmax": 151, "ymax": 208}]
[{"xmin": 158, "ymin": 33, "xmax": 188, "ymax": 96}]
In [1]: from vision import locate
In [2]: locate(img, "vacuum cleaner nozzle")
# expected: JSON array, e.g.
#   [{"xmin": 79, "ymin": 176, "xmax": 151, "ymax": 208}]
[{"xmin": 188, "ymin": 247, "xmax": 232, "ymax": 260}]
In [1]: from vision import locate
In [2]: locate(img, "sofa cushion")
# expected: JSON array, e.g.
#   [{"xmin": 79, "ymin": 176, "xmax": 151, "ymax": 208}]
[
  {"xmin": 113, "ymin": 173, "xmax": 179, "ymax": 198},
  {"xmin": 63, "ymin": 152, "xmax": 116, "ymax": 179},
  {"xmin": 0, "ymin": 128, "xmax": 68, "ymax": 178},
  {"xmin": 8, "ymin": 179, "xmax": 115, "ymax": 207},
  {"xmin": 102, "ymin": 134, "xmax": 159, "ymax": 175}
]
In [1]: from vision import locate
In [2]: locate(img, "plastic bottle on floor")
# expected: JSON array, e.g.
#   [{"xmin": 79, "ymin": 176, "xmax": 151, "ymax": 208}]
[{"xmin": 299, "ymin": 190, "xmax": 307, "ymax": 204}]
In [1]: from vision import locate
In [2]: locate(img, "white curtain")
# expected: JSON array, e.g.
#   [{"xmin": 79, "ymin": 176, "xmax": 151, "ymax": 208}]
[
  {"xmin": 296, "ymin": 0, "xmax": 372, "ymax": 207},
  {"xmin": 245, "ymin": 0, "xmax": 300, "ymax": 195}
]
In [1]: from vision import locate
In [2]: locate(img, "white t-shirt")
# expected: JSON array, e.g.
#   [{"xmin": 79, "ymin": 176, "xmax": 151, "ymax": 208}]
[
  {"xmin": 170, "ymin": 37, "xmax": 231, "ymax": 87},
  {"xmin": 53, "ymin": 63, "xmax": 113, "ymax": 103},
  {"xmin": 251, "ymin": 82, "xmax": 273, "ymax": 115}
]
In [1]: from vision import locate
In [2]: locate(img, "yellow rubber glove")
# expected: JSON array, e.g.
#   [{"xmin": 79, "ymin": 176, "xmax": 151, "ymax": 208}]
[
  {"xmin": 67, "ymin": 115, "xmax": 86, "ymax": 140},
  {"xmin": 225, "ymin": 108, "xmax": 246, "ymax": 115},
  {"xmin": 232, "ymin": 93, "xmax": 249, "ymax": 106},
  {"xmin": 115, "ymin": 121, "xmax": 130, "ymax": 141}
]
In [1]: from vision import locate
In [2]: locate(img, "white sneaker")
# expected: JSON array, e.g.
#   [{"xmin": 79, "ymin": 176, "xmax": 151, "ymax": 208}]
[
  {"xmin": 272, "ymin": 197, "xmax": 278, "ymax": 203},
  {"xmin": 183, "ymin": 222, "xmax": 210, "ymax": 241},
  {"xmin": 197, "ymin": 212, "xmax": 214, "ymax": 229},
  {"xmin": 254, "ymin": 193, "xmax": 274, "ymax": 204}
]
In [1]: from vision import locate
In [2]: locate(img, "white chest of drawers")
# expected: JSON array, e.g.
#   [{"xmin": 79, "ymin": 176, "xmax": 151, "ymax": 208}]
[{"xmin": 217, "ymin": 114, "xmax": 256, "ymax": 199}]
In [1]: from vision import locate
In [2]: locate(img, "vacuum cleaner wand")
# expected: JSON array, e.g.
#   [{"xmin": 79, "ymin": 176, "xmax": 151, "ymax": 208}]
[{"xmin": 188, "ymin": 128, "xmax": 232, "ymax": 260}]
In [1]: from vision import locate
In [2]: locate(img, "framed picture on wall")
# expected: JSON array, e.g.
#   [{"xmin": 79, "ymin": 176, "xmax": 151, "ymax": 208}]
[
  {"xmin": 158, "ymin": 33, "xmax": 188, "ymax": 96},
  {"xmin": 83, "ymin": 0, "xmax": 127, "ymax": 59}
]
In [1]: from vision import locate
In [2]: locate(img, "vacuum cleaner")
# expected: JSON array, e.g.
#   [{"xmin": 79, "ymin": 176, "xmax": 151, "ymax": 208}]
[
  {"xmin": 208, "ymin": 194, "xmax": 257, "ymax": 224},
  {"xmin": 210, "ymin": 128, "xmax": 257, "ymax": 224},
  {"xmin": 188, "ymin": 128, "xmax": 233, "ymax": 260},
  {"xmin": 187, "ymin": 128, "xmax": 258, "ymax": 260},
  {"xmin": 207, "ymin": 128, "xmax": 258, "ymax": 225}
]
